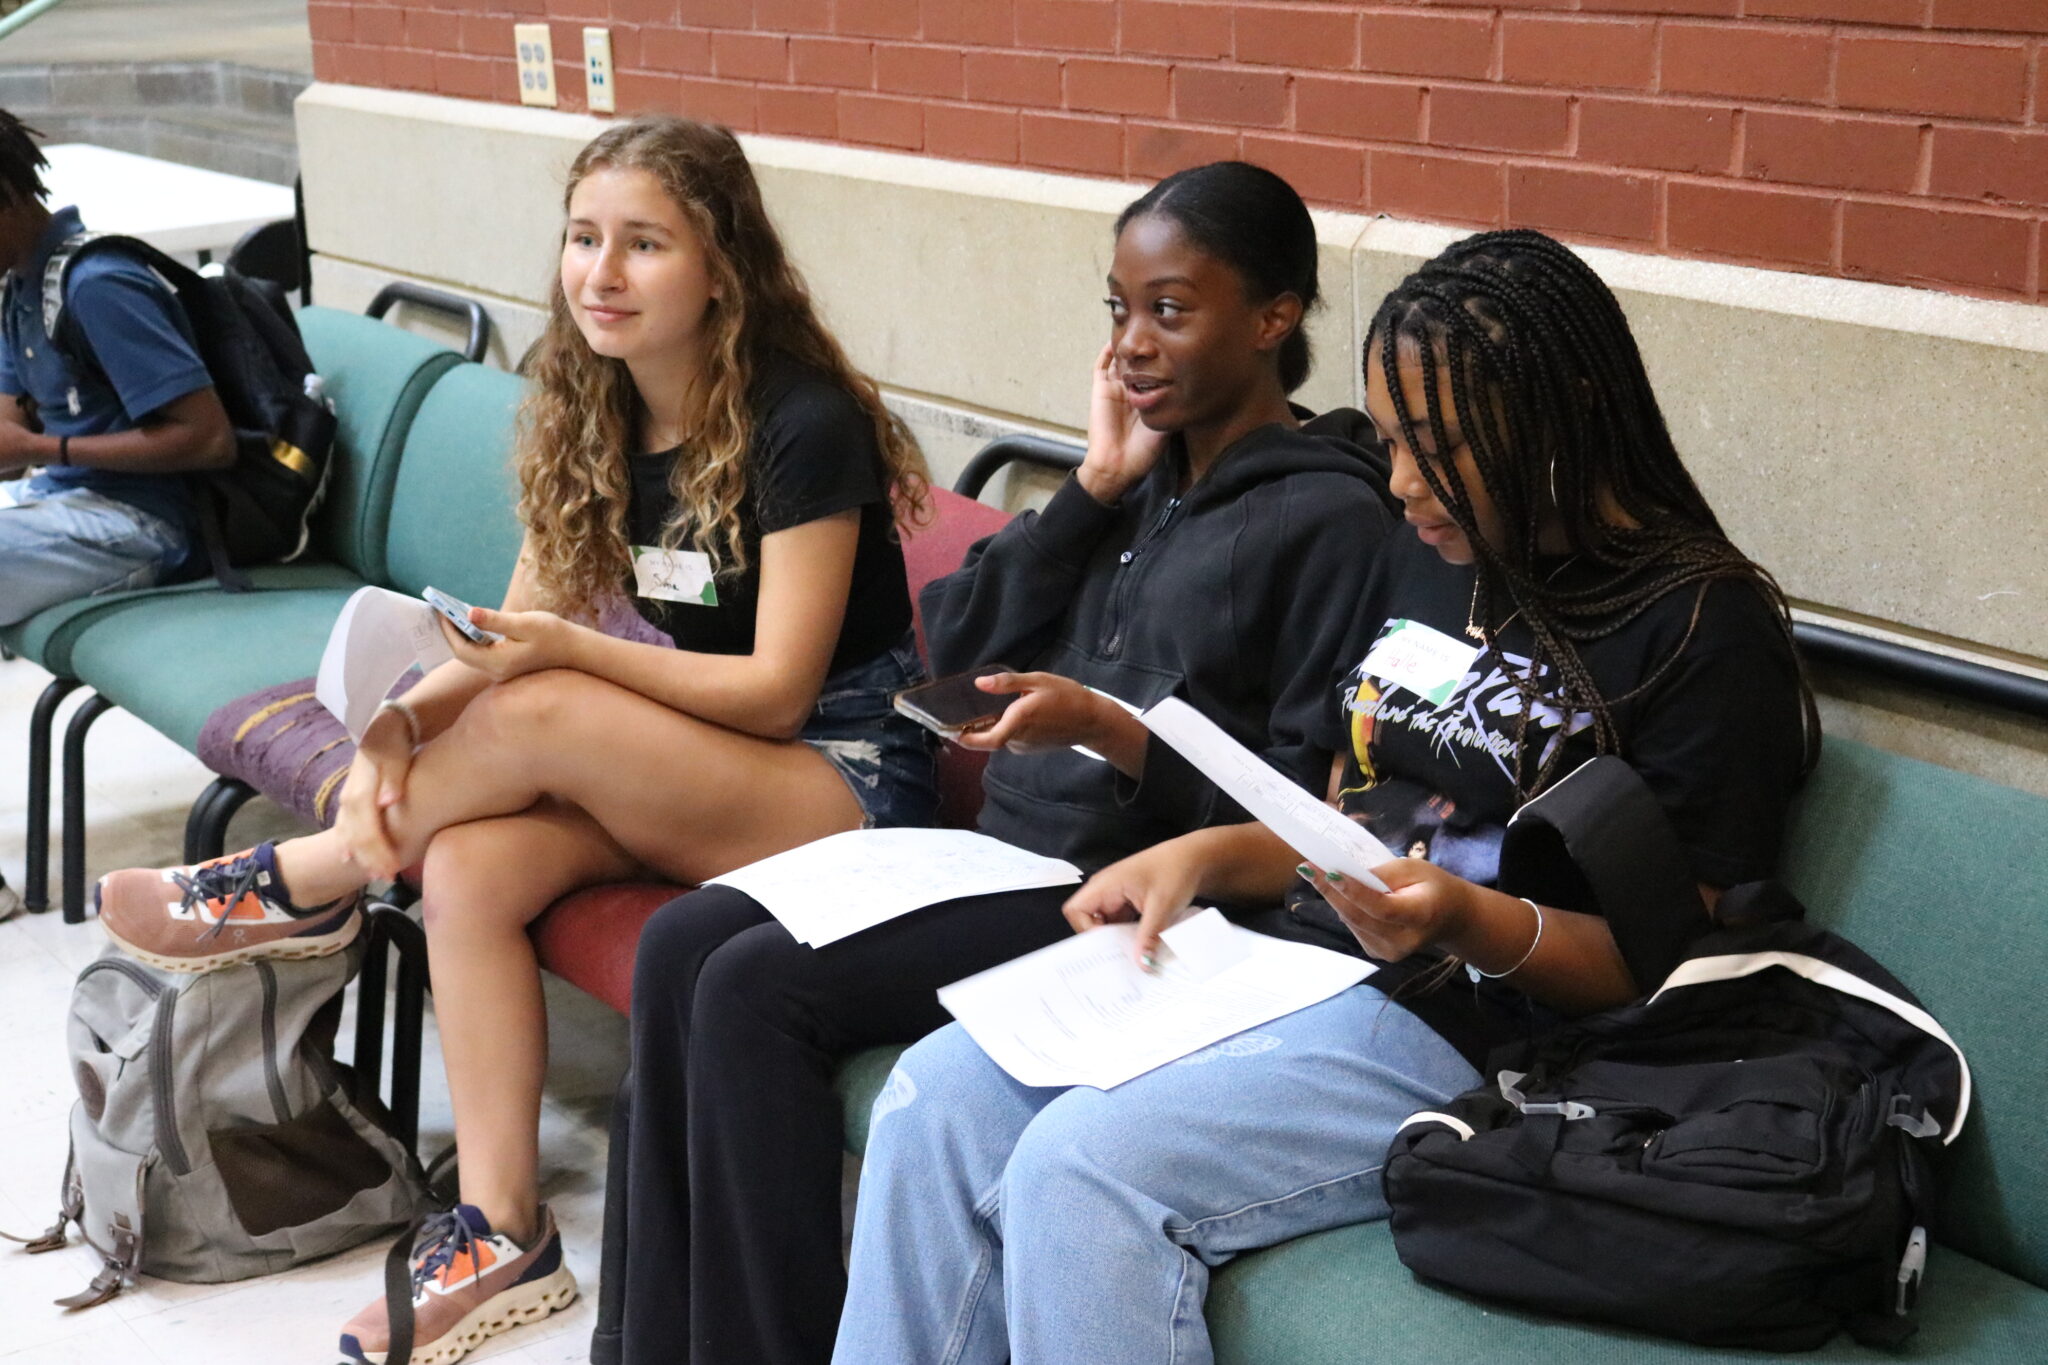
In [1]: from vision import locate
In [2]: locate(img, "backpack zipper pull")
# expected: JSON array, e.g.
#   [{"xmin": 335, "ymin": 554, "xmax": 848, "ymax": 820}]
[
  {"xmin": 1497, "ymin": 1070, "xmax": 1595, "ymax": 1121},
  {"xmin": 1894, "ymin": 1225, "xmax": 1928, "ymax": 1316}
]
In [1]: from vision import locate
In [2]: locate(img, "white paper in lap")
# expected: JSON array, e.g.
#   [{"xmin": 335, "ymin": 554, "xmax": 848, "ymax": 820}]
[
  {"xmin": 316, "ymin": 587, "xmax": 456, "ymax": 740},
  {"xmin": 939, "ymin": 910, "xmax": 1374, "ymax": 1090},
  {"xmin": 706, "ymin": 828, "xmax": 1083, "ymax": 947},
  {"xmin": 1139, "ymin": 697, "xmax": 1397, "ymax": 891}
]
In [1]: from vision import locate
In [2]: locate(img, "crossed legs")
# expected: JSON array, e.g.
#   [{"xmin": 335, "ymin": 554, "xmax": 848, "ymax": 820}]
[{"xmin": 282, "ymin": 667, "xmax": 865, "ymax": 1239}]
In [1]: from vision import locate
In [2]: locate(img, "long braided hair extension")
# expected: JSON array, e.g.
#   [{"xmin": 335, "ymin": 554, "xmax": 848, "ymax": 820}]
[
  {"xmin": 0, "ymin": 109, "xmax": 48, "ymax": 211},
  {"xmin": 1369, "ymin": 229, "xmax": 1818, "ymax": 796}
]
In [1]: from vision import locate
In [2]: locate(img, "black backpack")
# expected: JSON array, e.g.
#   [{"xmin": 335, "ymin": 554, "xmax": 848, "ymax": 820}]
[
  {"xmin": 40, "ymin": 232, "xmax": 337, "ymax": 591},
  {"xmin": 1382, "ymin": 760, "xmax": 1970, "ymax": 1351}
]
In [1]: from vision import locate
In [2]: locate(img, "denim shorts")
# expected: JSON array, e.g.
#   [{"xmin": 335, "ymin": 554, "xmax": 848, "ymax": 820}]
[{"xmin": 799, "ymin": 630, "xmax": 940, "ymax": 830}]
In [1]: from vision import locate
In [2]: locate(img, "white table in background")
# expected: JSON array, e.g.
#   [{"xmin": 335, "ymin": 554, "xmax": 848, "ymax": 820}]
[{"xmin": 39, "ymin": 143, "xmax": 295, "ymax": 265}]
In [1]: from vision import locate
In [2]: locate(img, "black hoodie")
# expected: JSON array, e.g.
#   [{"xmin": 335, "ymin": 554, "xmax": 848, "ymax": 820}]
[{"xmin": 921, "ymin": 410, "xmax": 1397, "ymax": 872}]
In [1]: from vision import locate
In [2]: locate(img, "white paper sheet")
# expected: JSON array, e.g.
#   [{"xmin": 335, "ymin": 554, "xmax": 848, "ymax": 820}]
[
  {"xmin": 938, "ymin": 909, "xmax": 1373, "ymax": 1090},
  {"xmin": 1140, "ymin": 697, "xmax": 1398, "ymax": 891},
  {"xmin": 315, "ymin": 587, "xmax": 455, "ymax": 740},
  {"xmin": 706, "ymin": 828, "xmax": 1083, "ymax": 947}
]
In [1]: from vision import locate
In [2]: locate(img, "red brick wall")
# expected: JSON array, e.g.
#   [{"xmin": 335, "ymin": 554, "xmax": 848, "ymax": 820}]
[{"xmin": 310, "ymin": 2, "xmax": 2048, "ymax": 302}]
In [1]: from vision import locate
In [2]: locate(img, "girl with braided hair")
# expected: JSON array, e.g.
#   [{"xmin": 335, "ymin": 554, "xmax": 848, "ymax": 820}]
[{"xmin": 833, "ymin": 228, "xmax": 1815, "ymax": 1365}]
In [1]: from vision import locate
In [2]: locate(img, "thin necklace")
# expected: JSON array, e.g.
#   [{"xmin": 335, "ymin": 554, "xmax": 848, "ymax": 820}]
[{"xmin": 1465, "ymin": 557, "xmax": 1579, "ymax": 643}]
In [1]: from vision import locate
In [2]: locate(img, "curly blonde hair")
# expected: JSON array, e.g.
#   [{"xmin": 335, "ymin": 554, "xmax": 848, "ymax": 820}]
[{"xmin": 516, "ymin": 116, "xmax": 931, "ymax": 617}]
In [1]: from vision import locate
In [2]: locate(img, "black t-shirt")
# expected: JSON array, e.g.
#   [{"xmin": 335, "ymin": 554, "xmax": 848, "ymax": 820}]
[
  {"xmin": 1247, "ymin": 526, "xmax": 1809, "ymax": 1067},
  {"xmin": 625, "ymin": 353, "xmax": 911, "ymax": 676}
]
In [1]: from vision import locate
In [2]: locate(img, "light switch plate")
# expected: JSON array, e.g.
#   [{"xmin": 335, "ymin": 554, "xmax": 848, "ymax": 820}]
[
  {"xmin": 584, "ymin": 27, "xmax": 615, "ymax": 114},
  {"xmin": 514, "ymin": 22, "xmax": 557, "ymax": 108}
]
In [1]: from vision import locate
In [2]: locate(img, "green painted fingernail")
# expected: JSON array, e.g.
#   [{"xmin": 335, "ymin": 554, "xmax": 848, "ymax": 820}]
[
  {"xmin": 1326, "ymin": 871, "xmax": 1345, "ymax": 884},
  {"xmin": 1141, "ymin": 952, "xmax": 1158, "ymax": 972},
  {"xmin": 1296, "ymin": 863, "xmax": 1315, "ymax": 880}
]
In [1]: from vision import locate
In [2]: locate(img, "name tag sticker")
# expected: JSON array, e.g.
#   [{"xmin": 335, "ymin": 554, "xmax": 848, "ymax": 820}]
[
  {"xmin": 1361, "ymin": 618, "xmax": 1481, "ymax": 708},
  {"xmin": 632, "ymin": 545, "xmax": 719, "ymax": 606}
]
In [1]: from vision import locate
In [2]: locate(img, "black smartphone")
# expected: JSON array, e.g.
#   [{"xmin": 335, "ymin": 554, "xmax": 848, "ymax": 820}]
[{"xmin": 893, "ymin": 664, "xmax": 1019, "ymax": 737}]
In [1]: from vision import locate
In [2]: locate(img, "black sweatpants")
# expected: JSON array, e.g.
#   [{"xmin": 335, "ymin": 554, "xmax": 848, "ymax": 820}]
[{"xmin": 591, "ymin": 881, "xmax": 1076, "ymax": 1365}]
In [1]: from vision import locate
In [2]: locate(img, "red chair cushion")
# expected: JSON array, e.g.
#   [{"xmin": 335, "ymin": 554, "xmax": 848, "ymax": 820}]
[{"xmin": 528, "ymin": 882, "xmax": 674, "ymax": 1014}]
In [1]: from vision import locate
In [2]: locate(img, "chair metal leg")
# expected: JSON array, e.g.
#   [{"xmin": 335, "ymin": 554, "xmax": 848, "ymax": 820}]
[
  {"xmin": 60, "ymin": 693, "xmax": 113, "ymax": 924},
  {"xmin": 183, "ymin": 777, "xmax": 256, "ymax": 864},
  {"xmin": 25, "ymin": 677, "xmax": 82, "ymax": 913}
]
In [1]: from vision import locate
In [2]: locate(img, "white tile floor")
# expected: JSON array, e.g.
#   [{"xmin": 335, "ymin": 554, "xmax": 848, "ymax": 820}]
[{"xmin": 0, "ymin": 654, "xmax": 627, "ymax": 1365}]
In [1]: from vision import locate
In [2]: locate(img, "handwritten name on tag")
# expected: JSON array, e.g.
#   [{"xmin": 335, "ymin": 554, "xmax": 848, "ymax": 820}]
[
  {"xmin": 1360, "ymin": 618, "xmax": 1480, "ymax": 709},
  {"xmin": 633, "ymin": 545, "xmax": 719, "ymax": 606}
]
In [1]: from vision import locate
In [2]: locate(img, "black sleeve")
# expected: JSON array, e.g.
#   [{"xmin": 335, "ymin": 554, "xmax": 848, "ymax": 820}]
[
  {"xmin": 1117, "ymin": 478, "xmax": 1396, "ymax": 827},
  {"xmin": 750, "ymin": 376, "xmax": 885, "ymax": 534},
  {"xmin": 919, "ymin": 472, "xmax": 1124, "ymax": 677},
  {"xmin": 1625, "ymin": 580, "xmax": 1810, "ymax": 890}
]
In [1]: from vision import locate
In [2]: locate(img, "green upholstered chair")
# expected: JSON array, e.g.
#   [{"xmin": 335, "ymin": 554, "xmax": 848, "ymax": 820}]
[
  {"xmin": 67, "ymin": 357, "xmax": 523, "ymax": 828},
  {"xmin": 301, "ymin": 306, "xmax": 467, "ymax": 586},
  {"xmin": 377, "ymin": 361, "xmax": 527, "ymax": 608},
  {"xmin": 10, "ymin": 307, "xmax": 462, "ymax": 917},
  {"xmin": 0, "ymin": 308, "xmax": 458, "ymax": 677},
  {"xmin": 833, "ymin": 737, "xmax": 2048, "ymax": 1364}
]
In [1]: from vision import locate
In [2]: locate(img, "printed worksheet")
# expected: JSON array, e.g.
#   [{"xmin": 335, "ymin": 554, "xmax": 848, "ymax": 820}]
[
  {"xmin": 1141, "ymin": 697, "xmax": 1398, "ymax": 890},
  {"xmin": 939, "ymin": 909, "xmax": 1373, "ymax": 1089},
  {"xmin": 315, "ymin": 587, "xmax": 455, "ymax": 739},
  {"xmin": 707, "ymin": 828, "xmax": 1083, "ymax": 947}
]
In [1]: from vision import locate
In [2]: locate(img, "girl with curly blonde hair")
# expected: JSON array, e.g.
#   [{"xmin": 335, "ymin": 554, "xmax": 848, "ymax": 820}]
[{"xmin": 97, "ymin": 116, "xmax": 938, "ymax": 1364}]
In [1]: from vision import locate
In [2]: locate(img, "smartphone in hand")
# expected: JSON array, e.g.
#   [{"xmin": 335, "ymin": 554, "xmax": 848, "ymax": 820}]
[
  {"xmin": 893, "ymin": 665, "xmax": 1018, "ymax": 737},
  {"xmin": 423, "ymin": 586, "xmax": 504, "ymax": 645}
]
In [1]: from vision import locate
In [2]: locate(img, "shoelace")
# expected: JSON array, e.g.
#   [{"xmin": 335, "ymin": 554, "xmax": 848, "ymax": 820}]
[
  {"xmin": 408, "ymin": 1209, "xmax": 480, "ymax": 1297},
  {"xmin": 170, "ymin": 855, "xmax": 265, "ymax": 940}
]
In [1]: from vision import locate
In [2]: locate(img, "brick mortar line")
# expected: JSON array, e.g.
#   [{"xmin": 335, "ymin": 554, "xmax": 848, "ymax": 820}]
[
  {"xmin": 380, "ymin": 43, "xmax": 2048, "ymax": 136},
  {"xmin": 329, "ymin": 52, "xmax": 2048, "ymax": 218},
  {"xmin": 576, "ymin": 66, "xmax": 2048, "ymax": 139},
  {"xmin": 308, "ymin": 49, "xmax": 2048, "ymax": 205}
]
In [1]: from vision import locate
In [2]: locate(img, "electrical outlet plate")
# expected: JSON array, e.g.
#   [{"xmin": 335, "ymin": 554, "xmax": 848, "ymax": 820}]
[
  {"xmin": 514, "ymin": 22, "xmax": 556, "ymax": 108},
  {"xmin": 584, "ymin": 27, "xmax": 615, "ymax": 114}
]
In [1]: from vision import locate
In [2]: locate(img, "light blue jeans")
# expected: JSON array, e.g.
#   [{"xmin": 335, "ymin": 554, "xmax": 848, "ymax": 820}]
[
  {"xmin": 0, "ymin": 478, "xmax": 186, "ymax": 627},
  {"xmin": 834, "ymin": 981, "xmax": 1481, "ymax": 1365}
]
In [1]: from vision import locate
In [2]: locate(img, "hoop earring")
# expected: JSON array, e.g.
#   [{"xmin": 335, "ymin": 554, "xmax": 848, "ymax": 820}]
[{"xmin": 1547, "ymin": 457, "xmax": 1560, "ymax": 510}]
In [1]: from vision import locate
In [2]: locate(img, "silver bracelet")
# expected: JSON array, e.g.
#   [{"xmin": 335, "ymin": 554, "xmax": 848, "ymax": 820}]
[
  {"xmin": 1473, "ymin": 897, "xmax": 1543, "ymax": 979},
  {"xmin": 376, "ymin": 698, "xmax": 422, "ymax": 749}
]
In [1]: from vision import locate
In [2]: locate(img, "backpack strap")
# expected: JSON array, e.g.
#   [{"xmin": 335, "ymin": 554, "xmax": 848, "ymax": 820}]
[
  {"xmin": 42, "ymin": 235, "xmax": 273, "ymax": 594},
  {"xmin": 197, "ymin": 493, "xmax": 256, "ymax": 594},
  {"xmin": 1648, "ymin": 947, "xmax": 1973, "ymax": 1144},
  {"xmin": 40, "ymin": 230, "xmax": 95, "ymax": 342},
  {"xmin": 383, "ymin": 1220, "xmax": 419, "ymax": 1365},
  {"xmin": 41, "ymin": 232, "xmax": 199, "ymax": 383},
  {"xmin": 1497, "ymin": 755, "xmax": 1713, "ymax": 995}
]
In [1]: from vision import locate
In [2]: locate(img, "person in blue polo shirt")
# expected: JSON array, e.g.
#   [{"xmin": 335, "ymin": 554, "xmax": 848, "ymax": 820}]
[{"xmin": 0, "ymin": 111, "xmax": 232, "ymax": 627}]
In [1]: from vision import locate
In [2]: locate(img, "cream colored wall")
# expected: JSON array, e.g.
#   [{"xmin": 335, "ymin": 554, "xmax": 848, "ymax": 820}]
[{"xmin": 298, "ymin": 84, "xmax": 2048, "ymax": 792}]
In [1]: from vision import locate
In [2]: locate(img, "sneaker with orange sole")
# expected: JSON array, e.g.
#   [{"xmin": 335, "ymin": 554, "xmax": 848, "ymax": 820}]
[{"xmin": 95, "ymin": 842, "xmax": 361, "ymax": 973}]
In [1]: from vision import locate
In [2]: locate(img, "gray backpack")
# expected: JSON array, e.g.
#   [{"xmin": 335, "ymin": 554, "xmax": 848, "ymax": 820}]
[{"xmin": 14, "ymin": 943, "xmax": 422, "ymax": 1307}]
